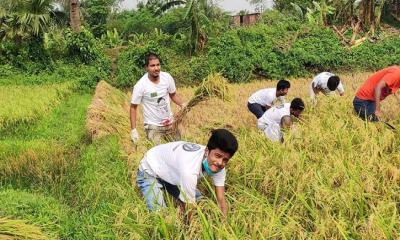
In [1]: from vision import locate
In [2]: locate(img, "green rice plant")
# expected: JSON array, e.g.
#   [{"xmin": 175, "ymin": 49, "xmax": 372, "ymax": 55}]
[
  {"xmin": 0, "ymin": 82, "xmax": 76, "ymax": 131},
  {"xmin": 0, "ymin": 189, "xmax": 71, "ymax": 239},
  {"xmin": 0, "ymin": 93, "xmax": 92, "ymax": 191}
]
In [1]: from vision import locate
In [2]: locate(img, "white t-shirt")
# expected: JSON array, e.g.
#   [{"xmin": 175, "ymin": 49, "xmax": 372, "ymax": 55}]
[
  {"xmin": 257, "ymin": 103, "xmax": 290, "ymax": 130},
  {"xmin": 139, "ymin": 141, "xmax": 226, "ymax": 203},
  {"xmin": 248, "ymin": 88, "xmax": 284, "ymax": 106},
  {"xmin": 310, "ymin": 72, "xmax": 344, "ymax": 98},
  {"xmin": 131, "ymin": 72, "xmax": 177, "ymax": 126},
  {"xmin": 263, "ymin": 122, "xmax": 282, "ymax": 142}
]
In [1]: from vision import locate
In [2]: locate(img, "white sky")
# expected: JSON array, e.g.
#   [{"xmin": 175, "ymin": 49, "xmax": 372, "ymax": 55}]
[{"xmin": 119, "ymin": 0, "xmax": 274, "ymax": 14}]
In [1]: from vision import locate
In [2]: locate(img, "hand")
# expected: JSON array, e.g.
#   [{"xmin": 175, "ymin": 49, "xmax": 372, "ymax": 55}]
[
  {"xmin": 180, "ymin": 102, "xmax": 188, "ymax": 109},
  {"xmin": 131, "ymin": 128, "xmax": 139, "ymax": 142}
]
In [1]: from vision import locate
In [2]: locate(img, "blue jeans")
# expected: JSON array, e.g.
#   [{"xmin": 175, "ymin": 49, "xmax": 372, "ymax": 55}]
[
  {"xmin": 136, "ymin": 169, "xmax": 201, "ymax": 211},
  {"xmin": 247, "ymin": 102, "xmax": 266, "ymax": 119},
  {"xmin": 353, "ymin": 97, "xmax": 379, "ymax": 122}
]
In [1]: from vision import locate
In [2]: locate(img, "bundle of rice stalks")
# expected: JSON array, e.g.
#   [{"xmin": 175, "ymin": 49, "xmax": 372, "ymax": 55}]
[
  {"xmin": 173, "ymin": 73, "xmax": 230, "ymax": 130},
  {"xmin": 0, "ymin": 217, "xmax": 48, "ymax": 240},
  {"xmin": 86, "ymin": 80, "xmax": 130, "ymax": 140}
]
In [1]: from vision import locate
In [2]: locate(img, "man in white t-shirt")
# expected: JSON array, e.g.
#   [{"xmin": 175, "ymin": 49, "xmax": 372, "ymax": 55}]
[
  {"xmin": 130, "ymin": 53, "xmax": 185, "ymax": 144},
  {"xmin": 257, "ymin": 98, "xmax": 304, "ymax": 142},
  {"xmin": 136, "ymin": 129, "xmax": 238, "ymax": 217},
  {"xmin": 247, "ymin": 79, "xmax": 291, "ymax": 119},
  {"xmin": 309, "ymin": 72, "xmax": 344, "ymax": 100},
  {"xmin": 262, "ymin": 115, "xmax": 292, "ymax": 143}
]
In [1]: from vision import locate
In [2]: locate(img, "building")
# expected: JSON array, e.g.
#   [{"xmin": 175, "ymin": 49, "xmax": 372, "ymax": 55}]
[{"xmin": 231, "ymin": 13, "xmax": 260, "ymax": 26}]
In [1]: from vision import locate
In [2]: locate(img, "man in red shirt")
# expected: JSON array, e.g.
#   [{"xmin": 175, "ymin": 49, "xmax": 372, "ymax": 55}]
[{"xmin": 353, "ymin": 66, "xmax": 400, "ymax": 121}]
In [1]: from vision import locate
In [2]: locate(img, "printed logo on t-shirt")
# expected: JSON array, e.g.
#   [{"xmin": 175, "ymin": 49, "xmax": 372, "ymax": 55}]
[
  {"xmin": 150, "ymin": 92, "xmax": 158, "ymax": 98},
  {"xmin": 182, "ymin": 143, "xmax": 201, "ymax": 152}
]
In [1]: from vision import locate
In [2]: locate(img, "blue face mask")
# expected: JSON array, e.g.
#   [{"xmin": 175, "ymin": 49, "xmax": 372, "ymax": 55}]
[{"xmin": 202, "ymin": 158, "xmax": 223, "ymax": 176}]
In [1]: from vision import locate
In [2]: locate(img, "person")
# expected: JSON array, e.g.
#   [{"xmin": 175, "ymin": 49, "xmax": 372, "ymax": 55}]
[
  {"xmin": 136, "ymin": 129, "xmax": 238, "ymax": 217},
  {"xmin": 309, "ymin": 72, "xmax": 344, "ymax": 100},
  {"xmin": 247, "ymin": 79, "xmax": 291, "ymax": 119},
  {"xmin": 353, "ymin": 66, "xmax": 400, "ymax": 121},
  {"xmin": 262, "ymin": 115, "xmax": 292, "ymax": 143},
  {"xmin": 257, "ymin": 98, "xmax": 305, "ymax": 141},
  {"xmin": 130, "ymin": 53, "xmax": 185, "ymax": 144}
]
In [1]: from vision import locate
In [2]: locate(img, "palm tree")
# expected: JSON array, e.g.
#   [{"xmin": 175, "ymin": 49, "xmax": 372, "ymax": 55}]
[
  {"xmin": 0, "ymin": 0, "xmax": 53, "ymax": 41},
  {"xmin": 69, "ymin": 0, "xmax": 81, "ymax": 32},
  {"xmin": 150, "ymin": 0, "xmax": 216, "ymax": 53}
]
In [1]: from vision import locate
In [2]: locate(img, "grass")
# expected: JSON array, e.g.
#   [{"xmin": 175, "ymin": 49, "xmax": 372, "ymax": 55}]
[
  {"xmin": 0, "ymin": 189, "xmax": 71, "ymax": 239},
  {"xmin": 1, "ymin": 71, "xmax": 399, "ymax": 239},
  {"xmin": 0, "ymin": 82, "xmax": 77, "ymax": 131},
  {"xmin": 0, "ymin": 92, "xmax": 92, "ymax": 191}
]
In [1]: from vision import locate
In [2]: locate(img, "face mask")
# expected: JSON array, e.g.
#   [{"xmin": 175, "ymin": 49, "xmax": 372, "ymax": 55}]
[{"xmin": 202, "ymin": 158, "xmax": 216, "ymax": 176}]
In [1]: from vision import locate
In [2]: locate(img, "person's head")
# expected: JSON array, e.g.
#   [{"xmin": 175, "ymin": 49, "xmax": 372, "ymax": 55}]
[
  {"xmin": 276, "ymin": 79, "xmax": 291, "ymax": 96},
  {"xmin": 145, "ymin": 53, "xmax": 161, "ymax": 79},
  {"xmin": 290, "ymin": 98, "xmax": 305, "ymax": 118},
  {"xmin": 204, "ymin": 129, "xmax": 238, "ymax": 173},
  {"xmin": 280, "ymin": 115, "xmax": 292, "ymax": 128},
  {"xmin": 327, "ymin": 75, "xmax": 340, "ymax": 91}
]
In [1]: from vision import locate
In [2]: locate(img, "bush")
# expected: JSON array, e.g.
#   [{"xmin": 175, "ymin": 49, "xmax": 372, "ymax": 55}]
[
  {"xmin": 348, "ymin": 36, "xmax": 400, "ymax": 70},
  {"xmin": 288, "ymin": 26, "xmax": 347, "ymax": 73},
  {"xmin": 208, "ymin": 32, "xmax": 254, "ymax": 83},
  {"xmin": 167, "ymin": 54, "xmax": 213, "ymax": 86},
  {"xmin": 114, "ymin": 40, "xmax": 174, "ymax": 88}
]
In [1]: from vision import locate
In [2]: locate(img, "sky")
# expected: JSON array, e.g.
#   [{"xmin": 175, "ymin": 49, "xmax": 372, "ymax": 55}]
[{"xmin": 119, "ymin": 0, "xmax": 273, "ymax": 15}]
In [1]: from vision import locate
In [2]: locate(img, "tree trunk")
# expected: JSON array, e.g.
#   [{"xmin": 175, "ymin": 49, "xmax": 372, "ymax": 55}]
[{"xmin": 70, "ymin": 0, "xmax": 81, "ymax": 32}]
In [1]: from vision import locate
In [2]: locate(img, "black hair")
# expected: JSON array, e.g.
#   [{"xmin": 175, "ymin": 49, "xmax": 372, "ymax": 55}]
[
  {"xmin": 277, "ymin": 79, "xmax": 291, "ymax": 91},
  {"xmin": 290, "ymin": 98, "xmax": 305, "ymax": 111},
  {"xmin": 327, "ymin": 76, "xmax": 340, "ymax": 91},
  {"xmin": 144, "ymin": 52, "xmax": 160, "ymax": 67},
  {"xmin": 206, "ymin": 129, "xmax": 238, "ymax": 157}
]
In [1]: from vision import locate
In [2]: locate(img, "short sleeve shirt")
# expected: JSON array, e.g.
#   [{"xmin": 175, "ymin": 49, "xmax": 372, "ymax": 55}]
[
  {"xmin": 248, "ymin": 88, "xmax": 283, "ymax": 106},
  {"xmin": 356, "ymin": 66, "xmax": 400, "ymax": 101},
  {"xmin": 131, "ymin": 72, "xmax": 177, "ymax": 126},
  {"xmin": 139, "ymin": 141, "xmax": 226, "ymax": 203},
  {"xmin": 311, "ymin": 72, "xmax": 344, "ymax": 95},
  {"xmin": 257, "ymin": 103, "xmax": 290, "ymax": 129}
]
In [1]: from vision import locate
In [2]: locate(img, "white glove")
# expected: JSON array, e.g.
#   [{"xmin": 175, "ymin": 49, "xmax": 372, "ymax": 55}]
[{"xmin": 131, "ymin": 128, "xmax": 139, "ymax": 142}]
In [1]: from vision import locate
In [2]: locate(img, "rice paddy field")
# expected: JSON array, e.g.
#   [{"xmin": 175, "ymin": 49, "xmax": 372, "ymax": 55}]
[{"xmin": 1, "ymin": 71, "xmax": 399, "ymax": 239}]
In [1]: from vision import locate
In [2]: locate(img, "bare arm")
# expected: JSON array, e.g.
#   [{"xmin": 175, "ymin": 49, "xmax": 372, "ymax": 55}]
[
  {"xmin": 374, "ymin": 80, "xmax": 387, "ymax": 116},
  {"xmin": 169, "ymin": 92, "xmax": 184, "ymax": 108},
  {"xmin": 215, "ymin": 186, "xmax": 227, "ymax": 217},
  {"xmin": 130, "ymin": 104, "xmax": 138, "ymax": 129},
  {"xmin": 309, "ymin": 82, "xmax": 318, "ymax": 99}
]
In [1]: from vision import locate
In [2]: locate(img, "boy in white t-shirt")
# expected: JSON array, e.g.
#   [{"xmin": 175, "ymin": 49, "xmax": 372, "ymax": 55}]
[
  {"xmin": 309, "ymin": 72, "xmax": 344, "ymax": 100},
  {"xmin": 257, "ymin": 98, "xmax": 304, "ymax": 142},
  {"xmin": 130, "ymin": 53, "xmax": 185, "ymax": 144},
  {"xmin": 247, "ymin": 79, "xmax": 291, "ymax": 119},
  {"xmin": 136, "ymin": 129, "xmax": 238, "ymax": 217}
]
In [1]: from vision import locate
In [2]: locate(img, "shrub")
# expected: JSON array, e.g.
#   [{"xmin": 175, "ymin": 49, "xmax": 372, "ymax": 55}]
[
  {"xmin": 167, "ymin": 54, "xmax": 213, "ymax": 86},
  {"xmin": 348, "ymin": 36, "xmax": 400, "ymax": 70},
  {"xmin": 288, "ymin": 26, "xmax": 346, "ymax": 72},
  {"xmin": 114, "ymin": 41, "xmax": 172, "ymax": 88},
  {"xmin": 208, "ymin": 32, "xmax": 254, "ymax": 83}
]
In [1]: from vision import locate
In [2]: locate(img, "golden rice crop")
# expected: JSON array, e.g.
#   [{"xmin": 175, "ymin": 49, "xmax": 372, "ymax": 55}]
[
  {"xmin": 0, "ymin": 82, "xmax": 76, "ymax": 130},
  {"xmin": 173, "ymin": 72, "xmax": 231, "ymax": 131},
  {"xmin": 120, "ymin": 71, "xmax": 399, "ymax": 239}
]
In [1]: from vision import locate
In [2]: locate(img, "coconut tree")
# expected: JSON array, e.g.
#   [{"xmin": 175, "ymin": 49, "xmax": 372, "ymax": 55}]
[
  {"xmin": 0, "ymin": 0, "xmax": 53, "ymax": 41},
  {"xmin": 149, "ymin": 0, "xmax": 218, "ymax": 53}
]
